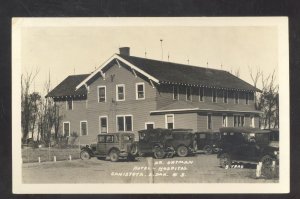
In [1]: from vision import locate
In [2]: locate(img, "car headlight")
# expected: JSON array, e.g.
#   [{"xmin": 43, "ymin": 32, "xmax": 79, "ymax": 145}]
[{"xmin": 274, "ymin": 151, "xmax": 279, "ymax": 155}]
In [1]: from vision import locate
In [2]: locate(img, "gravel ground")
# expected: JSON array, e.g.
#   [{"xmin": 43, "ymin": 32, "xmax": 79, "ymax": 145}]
[{"xmin": 22, "ymin": 154, "xmax": 278, "ymax": 183}]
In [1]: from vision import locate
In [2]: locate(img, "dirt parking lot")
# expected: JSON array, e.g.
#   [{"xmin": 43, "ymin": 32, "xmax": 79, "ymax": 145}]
[{"xmin": 22, "ymin": 154, "xmax": 278, "ymax": 183}]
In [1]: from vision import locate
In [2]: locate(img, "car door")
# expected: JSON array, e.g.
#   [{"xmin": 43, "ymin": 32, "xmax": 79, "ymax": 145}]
[
  {"xmin": 97, "ymin": 135, "xmax": 106, "ymax": 155},
  {"xmin": 196, "ymin": 133, "xmax": 207, "ymax": 150},
  {"xmin": 105, "ymin": 134, "xmax": 118, "ymax": 154}
]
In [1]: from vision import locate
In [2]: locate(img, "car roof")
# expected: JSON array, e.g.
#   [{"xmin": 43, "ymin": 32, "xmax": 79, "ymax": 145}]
[
  {"xmin": 195, "ymin": 130, "xmax": 220, "ymax": 134},
  {"xmin": 219, "ymin": 127, "xmax": 271, "ymax": 134}
]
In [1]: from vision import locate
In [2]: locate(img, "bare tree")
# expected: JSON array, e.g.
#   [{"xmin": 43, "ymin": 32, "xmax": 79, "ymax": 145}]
[
  {"xmin": 248, "ymin": 66, "xmax": 262, "ymax": 110},
  {"xmin": 21, "ymin": 70, "xmax": 39, "ymax": 143}
]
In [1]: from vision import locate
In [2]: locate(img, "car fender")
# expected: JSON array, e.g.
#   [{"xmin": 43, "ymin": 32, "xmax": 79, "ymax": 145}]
[{"xmin": 81, "ymin": 146, "xmax": 94, "ymax": 156}]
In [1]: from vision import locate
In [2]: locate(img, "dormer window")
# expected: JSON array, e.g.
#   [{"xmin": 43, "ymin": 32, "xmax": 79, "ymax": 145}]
[
  {"xmin": 245, "ymin": 92, "xmax": 249, "ymax": 104},
  {"xmin": 66, "ymin": 100, "xmax": 73, "ymax": 110},
  {"xmin": 212, "ymin": 89, "xmax": 217, "ymax": 103},
  {"xmin": 234, "ymin": 91, "xmax": 239, "ymax": 104},
  {"xmin": 186, "ymin": 87, "xmax": 192, "ymax": 101},
  {"xmin": 199, "ymin": 87, "xmax": 204, "ymax": 102},
  {"xmin": 173, "ymin": 86, "xmax": 179, "ymax": 100},
  {"xmin": 223, "ymin": 90, "xmax": 228, "ymax": 103}
]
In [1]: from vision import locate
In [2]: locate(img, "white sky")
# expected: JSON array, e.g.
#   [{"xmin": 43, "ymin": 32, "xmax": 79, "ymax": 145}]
[{"xmin": 21, "ymin": 22, "xmax": 278, "ymax": 95}]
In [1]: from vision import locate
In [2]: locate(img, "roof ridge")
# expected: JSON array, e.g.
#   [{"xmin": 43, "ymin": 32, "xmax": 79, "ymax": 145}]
[{"xmin": 117, "ymin": 54, "xmax": 226, "ymax": 72}]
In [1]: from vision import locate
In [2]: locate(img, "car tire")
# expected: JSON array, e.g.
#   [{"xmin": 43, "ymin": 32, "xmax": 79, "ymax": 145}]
[
  {"xmin": 109, "ymin": 149, "xmax": 119, "ymax": 162},
  {"xmin": 130, "ymin": 143, "xmax": 138, "ymax": 156},
  {"xmin": 203, "ymin": 145, "xmax": 213, "ymax": 154},
  {"xmin": 219, "ymin": 153, "xmax": 232, "ymax": 168},
  {"xmin": 80, "ymin": 150, "xmax": 90, "ymax": 160},
  {"xmin": 261, "ymin": 155, "xmax": 275, "ymax": 178},
  {"xmin": 153, "ymin": 146, "xmax": 166, "ymax": 159},
  {"xmin": 177, "ymin": 146, "xmax": 189, "ymax": 157}
]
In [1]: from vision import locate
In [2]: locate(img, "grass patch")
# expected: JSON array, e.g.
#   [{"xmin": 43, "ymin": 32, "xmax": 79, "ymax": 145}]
[{"xmin": 22, "ymin": 147, "xmax": 80, "ymax": 163}]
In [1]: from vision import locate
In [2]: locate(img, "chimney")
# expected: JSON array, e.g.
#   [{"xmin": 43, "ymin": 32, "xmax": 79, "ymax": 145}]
[{"xmin": 119, "ymin": 47, "xmax": 130, "ymax": 56}]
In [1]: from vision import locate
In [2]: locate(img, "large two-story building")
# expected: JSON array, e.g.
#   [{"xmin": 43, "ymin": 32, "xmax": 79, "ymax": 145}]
[{"xmin": 46, "ymin": 47, "xmax": 261, "ymax": 144}]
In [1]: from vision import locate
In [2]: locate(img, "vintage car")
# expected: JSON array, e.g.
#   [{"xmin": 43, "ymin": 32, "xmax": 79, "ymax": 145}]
[
  {"xmin": 168, "ymin": 129, "xmax": 198, "ymax": 157},
  {"xmin": 217, "ymin": 127, "xmax": 279, "ymax": 169},
  {"xmin": 137, "ymin": 128, "xmax": 197, "ymax": 158},
  {"xmin": 195, "ymin": 131, "xmax": 221, "ymax": 154},
  {"xmin": 137, "ymin": 128, "xmax": 174, "ymax": 159},
  {"xmin": 80, "ymin": 133, "xmax": 137, "ymax": 162}
]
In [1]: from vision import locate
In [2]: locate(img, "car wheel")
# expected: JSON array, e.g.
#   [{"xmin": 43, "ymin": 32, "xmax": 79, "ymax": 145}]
[
  {"xmin": 203, "ymin": 145, "xmax": 213, "ymax": 154},
  {"xmin": 80, "ymin": 150, "xmax": 90, "ymax": 160},
  {"xmin": 109, "ymin": 150, "xmax": 119, "ymax": 162},
  {"xmin": 260, "ymin": 155, "xmax": 275, "ymax": 178},
  {"xmin": 177, "ymin": 146, "xmax": 189, "ymax": 157},
  {"xmin": 153, "ymin": 146, "xmax": 166, "ymax": 159},
  {"xmin": 219, "ymin": 153, "xmax": 232, "ymax": 168}
]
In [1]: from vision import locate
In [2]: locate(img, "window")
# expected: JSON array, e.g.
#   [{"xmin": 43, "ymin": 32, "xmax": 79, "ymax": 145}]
[
  {"xmin": 80, "ymin": 121, "xmax": 88, "ymax": 136},
  {"xmin": 99, "ymin": 116, "xmax": 108, "ymax": 133},
  {"xmin": 222, "ymin": 115, "xmax": 227, "ymax": 127},
  {"xmin": 145, "ymin": 122, "xmax": 155, "ymax": 130},
  {"xmin": 234, "ymin": 91, "xmax": 239, "ymax": 104},
  {"xmin": 63, "ymin": 122, "xmax": 70, "ymax": 136},
  {"xmin": 165, "ymin": 114, "xmax": 174, "ymax": 129},
  {"xmin": 245, "ymin": 92, "xmax": 249, "ymax": 104},
  {"xmin": 251, "ymin": 115, "xmax": 255, "ymax": 127},
  {"xmin": 199, "ymin": 133, "xmax": 206, "ymax": 139},
  {"xmin": 66, "ymin": 100, "xmax": 73, "ymax": 110},
  {"xmin": 98, "ymin": 86, "xmax": 106, "ymax": 102},
  {"xmin": 173, "ymin": 86, "xmax": 179, "ymax": 100},
  {"xmin": 223, "ymin": 90, "xmax": 228, "ymax": 103},
  {"xmin": 199, "ymin": 87, "xmax": 204, "ymax": 102},
  {"xmin": 234, "ymin": 115, "xmax": 244, "ymax": 127},
  {"xmin": 212, "ymin": 89, "xmax": 217, "ymax": 103},
  {"xmin": 98, "ymin": 135, "xmax": 105, "ymax": 143},
  {"xmin": 207, "ymin": 114, "xmax": 212, "ymax": 129},
  {"xmin": 116, "ymin": 84, "xmax": 125, "ymax": 101},
  {"xmin": 106, "ymin": 135, "xmax": 114, "ymax": 143},
  {"xmin": 117, "ymin": 115, "xmax": 133, "ymax": 131},
  {"xmin": 136, "ymin": 83, "xmax": 145, "ymax": 100},
  {"xmin": 241, "ymin": 116, "xmax": 245, "ymax": 127},
  {"xmin": 186, "ymin": 87, "xmax": 192, "ymax": 101}
]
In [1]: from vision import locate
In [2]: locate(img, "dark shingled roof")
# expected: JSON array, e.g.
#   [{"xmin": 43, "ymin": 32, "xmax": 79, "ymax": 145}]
[
  {"xmin": 118, "ymin": 54, "xmax": 259, "ymax": 92},
  {"xmin": 46, "ymin": 74, "xmax": 89, "ymax": 98}
]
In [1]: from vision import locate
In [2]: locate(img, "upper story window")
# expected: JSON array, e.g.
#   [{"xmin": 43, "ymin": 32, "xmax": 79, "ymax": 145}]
[
  {"xmin": 234, "ymin": 91, "xmax": 239, "ymax": 104},
  {"xmin": 116, "ymin": 84, "xmax": 125, "ymax": 101},
  {"xmin": 98, "ymin": 86, "xmax": 106, "ymax": 102},
  {"xmin": 245, "ymin": 92, "xmax": 249, "ymax": 104},
  {"xmin": 186, "ymin": 87, "xmax": 192, "ymax": 101},
  {"xmin": 80, "ymin": 121, "xmax": 88, "ymax": 136},
  {"xmin": 212, "ymin": 89, "xmax": 217, "ymax": 103},
  {"xmin": 66, "ymin": 100, "xmax": 73, "ymax": 110},
  {"xmin": 223, "ymin": 90, "xmax": 228, "ymax": 103},
  {"xmin": 136, "ymin": 83, "xmax": 145, "ymax": 100},
  {"xmin": 173, "ymin": 86, "xmax": 179, "ymax": 100},
  {"xmin": 199, "ymin": 87, "xmax": 204, "ymax": 102}
]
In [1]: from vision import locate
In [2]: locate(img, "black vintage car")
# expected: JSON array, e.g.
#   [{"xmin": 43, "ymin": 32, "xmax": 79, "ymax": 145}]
[
  {"xmin": 195, "ymin": 131, "xmax": 221, "ymax": 154},
  {"xmin": 137, "ymin": 128, "xmax": 197, "ymax": 159},
  {"xmin": 217, "ymin": 127, "xmax": 279, "ymax": 169}
]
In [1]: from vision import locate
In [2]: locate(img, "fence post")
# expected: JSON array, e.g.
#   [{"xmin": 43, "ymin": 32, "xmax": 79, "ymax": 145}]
[
  {"xmin": 38, "ymin": 157, "xmax": 41, "ymax": 163},
  {"xmin": 256, "ymin": 162, "xmax": 262, "ymax": 178},
  {"xmin": 146, "ymin": 157, "xmax": 154, "ymax": 183},
  {"xmin": 54, "ymin": 156, "xmax": 56, "ymax": 162},
  {"xmin": 48, "ymin": 142, "xmax": 50, "ymax": 161},
  {"xmin": 69, "ymin": 155, "xmax": 72, "ymax": 161}
]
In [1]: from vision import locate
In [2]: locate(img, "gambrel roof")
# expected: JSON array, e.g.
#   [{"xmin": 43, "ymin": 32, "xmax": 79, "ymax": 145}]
[{"xmin": 47, "ymin": 53, "xmax": 259, "ymax": 98}]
